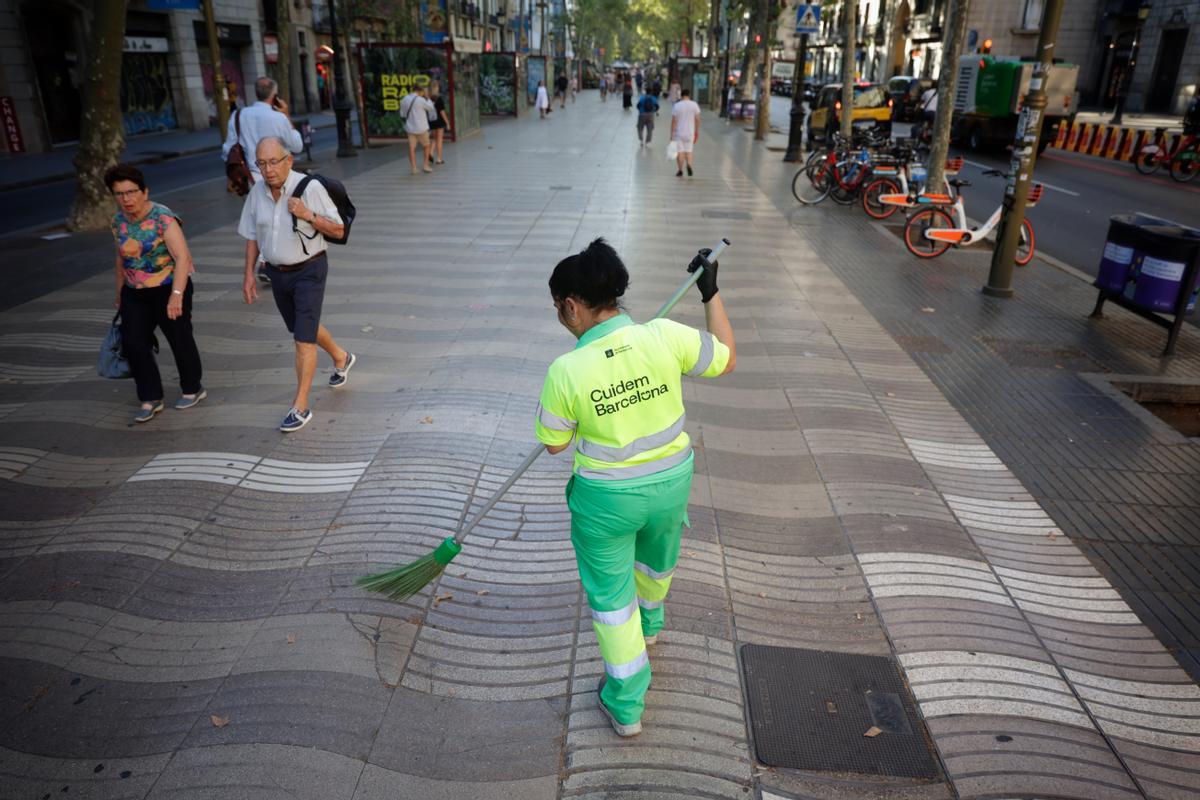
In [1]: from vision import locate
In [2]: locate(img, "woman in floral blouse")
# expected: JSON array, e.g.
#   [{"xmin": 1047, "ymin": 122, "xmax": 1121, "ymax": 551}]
[{"xmin": 107, "ymin": 163, "xmax": 204, "ymax": 423}]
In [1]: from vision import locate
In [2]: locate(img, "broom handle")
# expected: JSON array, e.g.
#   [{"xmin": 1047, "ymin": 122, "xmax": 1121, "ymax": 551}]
[{"xmin": 453, "ymin": 237, "xmax": 732, "ymax": 546}]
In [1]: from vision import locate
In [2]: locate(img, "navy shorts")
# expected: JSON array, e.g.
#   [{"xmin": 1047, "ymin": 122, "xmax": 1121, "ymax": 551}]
[{"xmin": 266, "ymin": 253, "xmax": 328, "ymax": 344}]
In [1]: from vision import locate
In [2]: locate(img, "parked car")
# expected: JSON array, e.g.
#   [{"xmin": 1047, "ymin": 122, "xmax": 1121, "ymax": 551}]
[
  {"xmin": 807, "ymin": 83, "xmax": 893, "ymax": 141},
  {"xmin": 887, "ymin": 76, "xmax": 934, "ymax": 122}
]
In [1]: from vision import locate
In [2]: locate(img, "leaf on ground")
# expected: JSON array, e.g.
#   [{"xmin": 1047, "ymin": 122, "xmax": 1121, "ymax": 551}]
[
  {"xmin": 419, "ymin": 416, "xmax": 434, "ymax": 424},
  {"xmin": 22, "ymin": 685, "xmax": 49, "ymax": 713},
  {"xmin": 758, "ymin": 592, "xmax": 767, "ymax": 599},
  {"xmin": 286, "ymin": 634, "xmax": 296, "ymax": 644},
  {"xmin": 476, "ymin": 589, "xmax": 490, "ymax": 596},
  {"xmin": 211, "ymin": 715, "xmax": 230, "ymax": 728},
  {"xmin": 825, "ymin": 700, "xmax": 838, "ymax": 714},
  {"xmin": 863, "ymin": 726, "xmax": 882, "ymax": 738},
  {"xmin": 920, "ymin": 307, "xmax": 935, "ymax": 314},
  {"xmin": 886, "ymin": 392, "xmax": 896, "ymax": 397},
  {"xmin": 855, "ymin": 612, "xmax": 863, "ymax": 621},
  {"xmin": 434, "ymin": 592, "xmax": 453, "ymax": 606},
  {"xmin": 361, "ymin": 325, "xmax": 373, "ymax": 333}
]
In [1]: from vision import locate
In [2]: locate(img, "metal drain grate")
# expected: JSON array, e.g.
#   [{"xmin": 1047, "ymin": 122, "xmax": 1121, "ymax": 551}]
[{"xmin": 740, "ymin": 645, "xmax": 939, "ymax": 778}]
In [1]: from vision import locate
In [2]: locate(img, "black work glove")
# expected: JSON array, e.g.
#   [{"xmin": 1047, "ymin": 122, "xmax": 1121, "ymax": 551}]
[{"xmin": 687, "ymin": 248, "xmax": 719, "ymax": 303}]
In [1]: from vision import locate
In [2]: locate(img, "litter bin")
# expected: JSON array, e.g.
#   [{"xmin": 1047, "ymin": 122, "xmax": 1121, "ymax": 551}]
[
  {"xmin": 1130, "ymin": 224, "xmax": 1200, "ymax": 314},
  {"xmin": 1095, "ymin": 214, "xmax": 1143, "ymax": 293}
]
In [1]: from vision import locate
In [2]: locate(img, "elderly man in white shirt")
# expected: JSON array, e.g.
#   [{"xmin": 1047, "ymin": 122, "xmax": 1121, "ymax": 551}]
[
  {"xmin": 239, "ymin": 137, "xmax": 356, "ymax": 433},
  {"xmin": 222, "ymin": 77, "xmax": 304, "ymax": 181}
]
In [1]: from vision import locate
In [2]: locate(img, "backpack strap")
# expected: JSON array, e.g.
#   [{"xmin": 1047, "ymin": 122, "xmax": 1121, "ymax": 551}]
[{"xmin": 290, "ymin": 174, "xmax": 318, "ymax": 256}]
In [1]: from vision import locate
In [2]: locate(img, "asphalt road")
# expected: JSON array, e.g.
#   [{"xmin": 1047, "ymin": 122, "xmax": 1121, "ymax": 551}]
[{"xmin": 0, "ymin": 123, "xmax": 350, "ymax": 239}]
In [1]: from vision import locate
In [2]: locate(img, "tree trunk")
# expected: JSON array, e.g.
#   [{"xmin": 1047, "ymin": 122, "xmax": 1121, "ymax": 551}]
[
  {"xmin": 67, "ymin": 0, "xmax": 128, "ymax": 232},
  {"xmin": 754, "ymin": 0, "xmax": 771, "ymax": 140},
  {"xmin": 708, "ymin": 0, "xmax": 718, "ymax": 60},
  {"xmin": 925, "ymin": 0, "xmax": 970, "ymax": 192},
  {"xmin": 839, "ymin": 0, "xmax": 856, "ymax": 138},
  {"xmin": 736, "ymin": 5, "xmax": 760, "ymax": 99},
  {"xmin": 276, "ymin": 0, "xmax": 292, "ymax": 109}
]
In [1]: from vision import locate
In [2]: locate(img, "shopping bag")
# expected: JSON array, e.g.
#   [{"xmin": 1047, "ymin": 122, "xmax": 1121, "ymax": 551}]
[
  {"xmin": 98, "ymin": 312, "xmax": 130, "ymax": 379},
  {"xmin": 666, "ymin": 140, "xmax": 679, "ymax": 160}
]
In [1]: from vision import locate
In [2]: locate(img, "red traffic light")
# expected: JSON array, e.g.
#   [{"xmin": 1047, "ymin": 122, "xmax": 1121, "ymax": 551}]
[
  {"xmin": 754, "ymin": 34, "xmax": 761, "ymax": 44},
  {"xmin": 982, "ymin": 37, "xmax": 993, "ymax": 54}
]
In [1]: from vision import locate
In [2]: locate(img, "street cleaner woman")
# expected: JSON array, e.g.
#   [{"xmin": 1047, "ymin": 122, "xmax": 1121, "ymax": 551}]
[{"xmin": 534, "ymin": 239, "xmax": 736, "ymax": 737}]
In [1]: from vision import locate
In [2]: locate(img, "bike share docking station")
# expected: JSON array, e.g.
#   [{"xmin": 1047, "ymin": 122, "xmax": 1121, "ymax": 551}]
[{"xmin": 1090, "ymin": 215, "xmax": 1200, "ymax": 357}]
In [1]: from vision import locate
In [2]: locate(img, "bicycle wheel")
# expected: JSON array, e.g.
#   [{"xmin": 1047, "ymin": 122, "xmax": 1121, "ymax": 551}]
[
  {"xmin": 829, "ymin": 162, "xmax": 858, "ymax": 205},
  {"xmin": 1133, "ymin": 151, "xmax": 1162, "ymax": 175},
  {"xmin": 1169, "ymin": 149, "xmax": 1198, "ymax": 182},
  {"xmin": 904, "ymin": 208, "xmax": 956, "ymax": 259},
  {"xmin": 793, "ymin": 161, "xmax": 832, "ymax": 205},
  {"xmin": 862, "ymin": 177, "xmax": 901, "ymax": 219},
  {"xmin": 1015, "ymin": 219, "xmax": 1036, "ymax": 267}
]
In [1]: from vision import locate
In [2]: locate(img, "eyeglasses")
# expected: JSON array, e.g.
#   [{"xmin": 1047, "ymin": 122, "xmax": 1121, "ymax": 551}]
[
  {"xmin": 112, "ymin": 189, "xmax": 144, "ymax": 199},
  {"xmin": 255, "ymin": 155, "xmax": 291, "ymax": 170}
]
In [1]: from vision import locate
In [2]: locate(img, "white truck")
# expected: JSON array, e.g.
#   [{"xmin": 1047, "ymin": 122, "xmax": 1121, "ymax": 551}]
[{"xmin": 952, "ymin": 55, "xmax": 1079, "ymax": 152}]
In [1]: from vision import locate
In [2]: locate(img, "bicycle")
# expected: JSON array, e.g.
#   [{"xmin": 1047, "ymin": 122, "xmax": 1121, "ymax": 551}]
[
  {"xmin": 902, "ymin": 169, "xmax": 1042, "ymax": 266},
  {"xmin": 1169, "ymin": 137, "xmax": 1198, "ymax": 182},
  {"xmin": 792, "ymin": 128, "xmax": 891, "ymax": 205},
  {"xmin": 1134, "ymin": 129, "xmax": 1197, "ymax": 178},
  {"xmin": 861, "ymin": 154, "xmax": 961, "ymax": 220}
]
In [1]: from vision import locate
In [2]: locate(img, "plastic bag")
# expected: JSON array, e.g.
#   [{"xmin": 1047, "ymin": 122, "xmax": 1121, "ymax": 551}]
[
  {"xmin": 666, "ymin": 140, "xmax": 679, "ymax": 160},
  {"xmin": 97, "ymin": 312, "xmax": 131, "ymax": 379}
]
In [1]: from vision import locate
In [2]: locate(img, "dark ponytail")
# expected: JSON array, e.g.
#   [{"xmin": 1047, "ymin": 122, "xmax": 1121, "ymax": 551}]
[{"xmin": 548, "ymin": 237, "xmax": 629, "ymax": 310}]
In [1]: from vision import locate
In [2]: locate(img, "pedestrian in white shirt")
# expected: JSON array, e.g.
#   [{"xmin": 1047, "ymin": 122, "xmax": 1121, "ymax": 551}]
[
  {"xmin": 536, "ymin": 80, "xmax": 550, "ymax": 119},
  {"xmin": 239, "ymin": 137, "xmax": 356, "ymax": 433},
  {"xmin": 670, "ymin": 89, "xmax": 701, "ymax": 177},
  {"xmin": 401, "ymin": 86, "xmax": 436, "ymax": 174},
  {"xmin": 222, "ymin": 77, "xmax": 303, "ymax": 181}
]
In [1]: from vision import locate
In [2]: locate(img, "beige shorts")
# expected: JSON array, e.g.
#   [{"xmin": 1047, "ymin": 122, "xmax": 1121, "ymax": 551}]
[
  {"xmin": 408, "ymin": 131, "xmax": 430, "ymax": 147},
  {"xmin": 674, "ymin": 137, "xmax": 695, "ymax": 154}
]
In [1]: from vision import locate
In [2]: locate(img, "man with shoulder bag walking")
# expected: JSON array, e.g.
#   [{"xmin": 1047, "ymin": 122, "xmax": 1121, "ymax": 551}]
[{"xmin": 239, "ymin": 137, "xmax": 357, "ymax": 433}]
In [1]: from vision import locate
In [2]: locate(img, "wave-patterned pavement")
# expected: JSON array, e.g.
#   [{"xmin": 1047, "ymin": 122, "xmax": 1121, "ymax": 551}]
[{"xmin": 1, "ymin": 99, "xmax": 1197, "ymax": 800}]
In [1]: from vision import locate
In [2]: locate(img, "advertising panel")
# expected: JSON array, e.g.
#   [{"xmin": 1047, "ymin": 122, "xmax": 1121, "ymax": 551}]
[{"xmin": 359, "ymin": 44, "xmax": 452, "ymax": 139}]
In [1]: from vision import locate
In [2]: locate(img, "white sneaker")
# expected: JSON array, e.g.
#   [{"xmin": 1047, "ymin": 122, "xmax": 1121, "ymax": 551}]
[
  {"xmin": 643, "ymin": 633, "xmax": 658, "ymax": 646},
  {"xmin": 597, "ymin": 677, "xmax": 641, "ymax": 737}
]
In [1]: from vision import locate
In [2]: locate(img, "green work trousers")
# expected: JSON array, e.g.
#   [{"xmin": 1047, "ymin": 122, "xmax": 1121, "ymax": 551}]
[{"xmin": 566, "ymin": 467, "xmax": 692, "ymax": 725}]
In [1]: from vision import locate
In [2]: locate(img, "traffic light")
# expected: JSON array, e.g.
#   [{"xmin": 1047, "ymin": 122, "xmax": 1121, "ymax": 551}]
[
  {"xmin": 981, "ymin": 38, "xmax": 993, "ymax": 54},
  {"xmin": 754, "ymin": 34, "xmax": 761, "ymax": 44}
]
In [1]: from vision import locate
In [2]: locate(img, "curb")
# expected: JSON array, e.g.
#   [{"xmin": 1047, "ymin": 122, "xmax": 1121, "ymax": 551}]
[{"xmin": 0, "ymin": 143, "xmax": 223, "ymax": 193}]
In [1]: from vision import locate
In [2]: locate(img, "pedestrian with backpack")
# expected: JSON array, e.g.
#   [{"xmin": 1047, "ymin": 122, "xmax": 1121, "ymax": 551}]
[
  {"xmin": 222, "ymin": 77, "xmax": 303, "ymax": 191},
  {"xmin": 238, "ymin": 137, "xmax": 357, "ymax": 433},
  {"xmin": 636, "ymin": 89, "xmax": 659, "ymax": 146}
]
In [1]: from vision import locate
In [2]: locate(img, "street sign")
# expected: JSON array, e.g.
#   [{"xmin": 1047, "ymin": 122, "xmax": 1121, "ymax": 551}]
[{"xmin": 795, "ymin": 4, "xmax": 820, "ymax": 35}]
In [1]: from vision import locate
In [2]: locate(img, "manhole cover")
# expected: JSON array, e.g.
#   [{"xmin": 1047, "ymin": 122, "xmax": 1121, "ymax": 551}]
[
  {"xmin": 892, "ymin": 335, "xmax": 952, "ymax": 355},
  {"xmin": 702, "ymin": 209, "xmax": 752, "ymax": 220},
  {"xmin": 740, "ymin": 645, "xmax": 939, "ymax": 778},
  {"xmin": 978, "ymin": 336, "xmax": 1106, "ymax": 371}
]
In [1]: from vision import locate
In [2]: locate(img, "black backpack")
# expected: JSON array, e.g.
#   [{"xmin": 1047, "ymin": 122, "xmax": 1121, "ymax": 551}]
[{"xmin": 291, "ymin": 173, "xmax": 356, "ymax": 254}]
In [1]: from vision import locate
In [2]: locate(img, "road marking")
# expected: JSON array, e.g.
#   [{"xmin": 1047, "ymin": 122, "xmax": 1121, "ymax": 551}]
[
  {"xmin": 1042, "ymin": 150, "xmax": 1200, "ymax": 195},
  {"xmin": 961, "ymin": 158, "xmax": 1080, "ymax": 196}
]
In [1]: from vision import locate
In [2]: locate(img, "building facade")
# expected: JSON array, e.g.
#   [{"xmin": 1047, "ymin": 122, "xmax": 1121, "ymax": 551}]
[
  {"xmin": 782, "ymin": 0, "xmax": 1194, "ymax": 114},
  {"xmin": 1, "ymin": 0, "xmax": 267, "ymax": 154}
]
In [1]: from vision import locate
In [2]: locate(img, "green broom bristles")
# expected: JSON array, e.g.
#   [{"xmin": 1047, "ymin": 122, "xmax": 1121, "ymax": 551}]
[{"xmin": 355, "ymin": 536, "xmax": 463, "ymax": 601}]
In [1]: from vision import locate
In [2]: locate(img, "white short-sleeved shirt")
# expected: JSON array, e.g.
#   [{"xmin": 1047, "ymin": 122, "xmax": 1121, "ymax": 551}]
[
  {"xmin": 402, "ymin": 94, "xmax": 434, "ymax": 134},
  {"xmin": 672, "ymin": 99, "xmax": 701, "ymax": 141},
  {"xmin": 222, "ymin": 102, "xmax": 304, "ymax": 178},
  {"xmin": 237, "ymin": 169, "xmax": 342, "ymax": 266}
]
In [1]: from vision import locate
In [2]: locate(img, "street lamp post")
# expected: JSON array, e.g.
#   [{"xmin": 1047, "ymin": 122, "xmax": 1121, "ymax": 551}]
[
  {"xmin": 1110, "ymin": 2, "xmax": 1152, "ymax": 126},
  {"xmin": 328, "ymin": 0, "xmax": 356, "ymax": 158},
  {"xmin": 720, "ymin": 2, "xmax": 733, "ymax": 117}
]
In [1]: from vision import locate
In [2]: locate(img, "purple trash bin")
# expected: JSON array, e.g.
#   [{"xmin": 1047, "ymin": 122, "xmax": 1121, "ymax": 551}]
[
  {"xmin": 1095, "ymin": 215, "xmax": 1140, "ymax": 293},
  {"xmin": 1130, "ymin": 226, "xmax": 1200, "ymax": 313}
]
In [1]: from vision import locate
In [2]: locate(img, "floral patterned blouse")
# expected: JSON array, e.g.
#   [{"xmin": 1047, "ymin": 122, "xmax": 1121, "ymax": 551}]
[{"xmin": 111, "ymin": 203, "xmax": 182, "ymax": 289}]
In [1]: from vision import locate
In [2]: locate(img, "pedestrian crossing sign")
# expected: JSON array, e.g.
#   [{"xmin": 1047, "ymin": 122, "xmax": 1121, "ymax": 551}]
[{"xmin": 795, "ymin": 4, "xmax": 820, "ymax": 35}]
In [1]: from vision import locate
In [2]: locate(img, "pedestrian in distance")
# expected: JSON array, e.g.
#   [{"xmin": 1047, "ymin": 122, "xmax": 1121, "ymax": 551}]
[
  {"xmin": 670, "ymin": 88, "xmax": 701, "ymax": 177},
  {"xmin": 599, "ymin": 75, "xmax": 608, "ymax": 102},
  {"xmin": 239, "ymin": 137, "xmax": 357, "ymax": 433},
  {"xmin": 622, "ymin": 78, "xmax": 634, "ymax": 111},
  {"xmin": 401, "ymin": 85, "xmax": 436, "ymax": 174},
  {"xmin": 106, "ymin": 163, "xmax": 205, "ymax": 424},
  {"xmin": 634, "ymin": 69, "xmax": 644, "ymax": 94},
  {"xmin": 636, "ymin": 88, "xmax": 659, "ymax": 146},
  {"xmin": 667, "ymin": 82, "xmax": 681, "ymax": 105},
  {"xmin": 556, "ymin": 73, "xmax": 569, "ymax": 109},
  {"xmin": 571, "ymin": 75, "xmax": 579, "ymax": 103},
  {"xmin": 222, "ymin": 77, "xmax": 303, "ymax": 184},
  {"xmin": 537, "ymin": 80, "xmax": 550, "ymax": 118},
  {"xmin": 535, "ymin": 238, "xmax": 736, "ymax": 737},
  {"xmin": 651, "ymin": 76, "xmax": 662, "ymax": 99},
  {"xmin": 428, "ymin": 80, "xmax": 450, "ymax": 165}
]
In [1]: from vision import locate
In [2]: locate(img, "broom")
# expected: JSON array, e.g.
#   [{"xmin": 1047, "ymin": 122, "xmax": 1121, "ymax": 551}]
[{"xmin": 356, "ymin": 237, "xmax": 732, "ymax": 601}]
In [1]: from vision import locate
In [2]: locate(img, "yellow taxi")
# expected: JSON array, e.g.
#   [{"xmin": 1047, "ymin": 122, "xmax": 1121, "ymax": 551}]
[{"xmin": 807, "ymin": 83, "xmax": 893, "ymax": 141}]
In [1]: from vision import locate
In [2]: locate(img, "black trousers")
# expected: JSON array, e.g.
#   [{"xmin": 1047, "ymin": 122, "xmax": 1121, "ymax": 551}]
[{"xmin": 120, "ymin": 282, "xmax": 203, "ymax": 403}]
